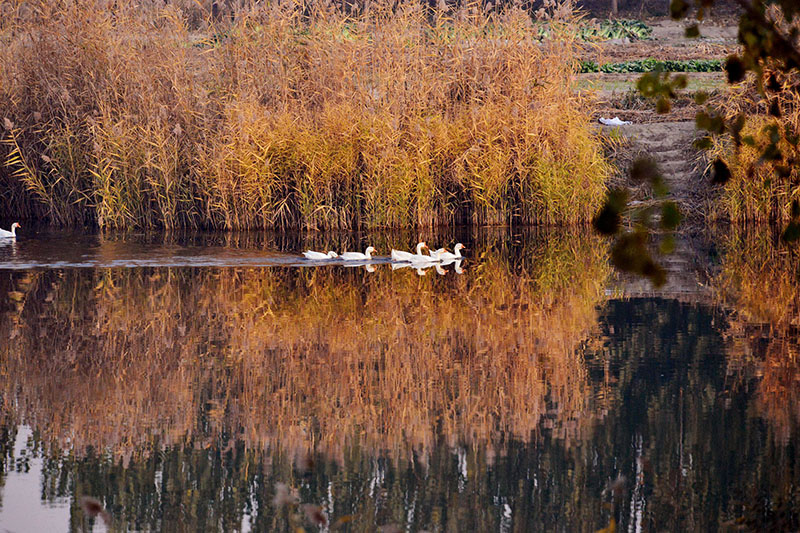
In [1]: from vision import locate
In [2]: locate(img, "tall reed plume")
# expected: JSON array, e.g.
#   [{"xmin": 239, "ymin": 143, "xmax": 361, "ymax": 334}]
[
  {"xmin": 0, "ymin": 0, "xmax": 608, "ymax": 229},
  {"xmin": 709, "ymin": 68, "xmax": 800, "ymax": 224}
]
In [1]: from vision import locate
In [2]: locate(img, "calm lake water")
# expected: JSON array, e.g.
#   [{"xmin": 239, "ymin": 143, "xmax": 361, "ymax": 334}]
[{"xmin": 0, "ymin": 227, "xmax": 798, "ymax": 532}]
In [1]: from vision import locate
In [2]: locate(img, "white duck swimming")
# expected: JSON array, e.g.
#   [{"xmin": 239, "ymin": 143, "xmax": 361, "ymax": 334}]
[
  {"xmin": 430, "ymin": 243, "xmax": 465, "ymax": 261},
  {"xmin": 340, "ymin": 246, "xmax": 376, "ymax": 261},
  {"xmin": 391, "ymin": 242, "xmax": 427, "ymax": 263},
  {"xmin": 302, "ymin": 250, "xmax": 338, "ymax": 260},
  {"xmin": 409, "ymin": 249, "xmax": 441, "ymax": 264},
  {"xmin": 0, "ymin": 222, "xmax": 21, "ymax": 239}
]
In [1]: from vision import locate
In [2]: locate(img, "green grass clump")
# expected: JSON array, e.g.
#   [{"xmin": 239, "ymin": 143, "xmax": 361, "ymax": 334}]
[
  {"xmin": 0, "ymin": 1, "xmax": 609, "ymax": 230},
  {"xmin": 579, "ymin": 58, "xmax": 723, "ymax": 73}
]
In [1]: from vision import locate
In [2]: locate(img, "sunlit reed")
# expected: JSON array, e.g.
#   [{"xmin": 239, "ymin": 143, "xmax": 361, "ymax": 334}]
[
  {"xmin": 0, "ymin": 1, "xmax": 609, "ymax": 230},
  {"xmin": 709, "ymin": 70, "xmax": 800, "ymax": 224}
]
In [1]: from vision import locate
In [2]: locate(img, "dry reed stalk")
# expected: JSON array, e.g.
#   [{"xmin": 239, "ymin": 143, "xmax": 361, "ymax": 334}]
[
  {"xmin": 708, "ymin": 71, "xmax": 800, "ymax": 224},
  {"xmin": 0, "ymin": 1, "xmax": 608, "ymax": 229}
]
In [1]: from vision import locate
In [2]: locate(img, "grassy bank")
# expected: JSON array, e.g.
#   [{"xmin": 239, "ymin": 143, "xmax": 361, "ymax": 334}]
[{"xmin": 0, "ymin": 2, "xmax": 609, "ymax": 230}]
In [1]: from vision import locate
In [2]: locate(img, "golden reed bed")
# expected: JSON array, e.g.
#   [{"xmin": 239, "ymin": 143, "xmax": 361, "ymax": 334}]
[{"xmin": 0, "ymin": 1, "xmax": 609, "ymax": 230}]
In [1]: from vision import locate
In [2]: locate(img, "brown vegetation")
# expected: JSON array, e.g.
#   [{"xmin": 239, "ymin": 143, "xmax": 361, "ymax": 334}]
[
  {"xmin": 709, "ymin": 67, "xmax": 800, "ymax": 223},
  {"xmin": 0, "ymin": 1, "xmax": 609, "ymax": 230}
]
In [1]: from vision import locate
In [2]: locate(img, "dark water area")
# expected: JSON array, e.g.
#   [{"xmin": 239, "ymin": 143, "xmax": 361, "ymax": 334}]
[{"xmin": 0, "ymin": 227, "xmax": 798, "ymax": 532}]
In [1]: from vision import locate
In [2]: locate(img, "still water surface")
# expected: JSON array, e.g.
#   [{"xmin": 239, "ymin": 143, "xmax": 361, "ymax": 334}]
[{"xmin": 0, "ymin": 227, "xmax": 797, "ymax": 531}]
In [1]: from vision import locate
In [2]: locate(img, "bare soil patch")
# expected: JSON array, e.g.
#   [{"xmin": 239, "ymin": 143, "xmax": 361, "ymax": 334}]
[{"xmin": 580, "ymin": 19, "xmax": 739, "ymax": 63}]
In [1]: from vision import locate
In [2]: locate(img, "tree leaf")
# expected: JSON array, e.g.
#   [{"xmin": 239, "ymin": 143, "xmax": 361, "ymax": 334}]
[
  {"xmin": 712, "ymin": 159, "xmax": 732, "ymax": 184},
  {"xmin": 724, "ymin": 55, "xmax": 746, "ymax": 83}
]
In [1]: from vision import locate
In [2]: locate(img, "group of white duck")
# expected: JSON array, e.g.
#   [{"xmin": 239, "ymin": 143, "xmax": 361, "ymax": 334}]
[
  {"xmin": 303, "ymin": 241, "xmax": 465, "ymax": 264},
  {"xmin": 391, "ymin": 242, "xmax": 465, "ymax": 263},
  {"xmin": 0, "ymin": 224, "xmax": 463, "ymax": 274}
]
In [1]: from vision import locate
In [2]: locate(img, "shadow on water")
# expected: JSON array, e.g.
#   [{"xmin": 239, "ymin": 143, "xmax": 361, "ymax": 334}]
[{"xmin": 0, "ymin": 226, "xmax": 798, "ymax": 531}]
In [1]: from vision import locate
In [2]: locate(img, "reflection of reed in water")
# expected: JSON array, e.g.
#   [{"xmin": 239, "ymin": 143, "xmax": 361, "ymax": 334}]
[
  {"xmin": 716, "ymin": 228, "xmax": 800, "ymax": 328},
  {"xmin": 716, "ymin": 227, "xmax": 800, "ymax": 443},
  {"xmin": 0, "ymin": 233, "xmax": 609, "ymax": 462}
]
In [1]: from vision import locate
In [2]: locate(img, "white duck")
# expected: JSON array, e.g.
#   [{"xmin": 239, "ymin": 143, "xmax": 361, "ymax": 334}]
[
  {"xmin": 391, "ymin": 242, "xmax": 427, "ymax": 263},
  {"xmin": 0, "ymin": 223, "xmax": 21, "ymax": 239},
  {"xmin": 409, "ymin": 249, "xmax": 441, "ymax": 264},
  {"xmin": 340, "ymin": 246, "xmax": 376, "ymax": 261},
  {"xmin": 430, "ymin": 243, "xmax": 465, "ymax": 261},
  {"xmin": 302, "ymin": 250, "xmax": 338, "ymax": 260}
]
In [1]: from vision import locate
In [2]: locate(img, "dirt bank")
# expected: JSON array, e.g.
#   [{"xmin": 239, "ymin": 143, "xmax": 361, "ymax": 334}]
[{"xmin": 584, "ymin": 17, "xmax": 736, "ymax": 216}]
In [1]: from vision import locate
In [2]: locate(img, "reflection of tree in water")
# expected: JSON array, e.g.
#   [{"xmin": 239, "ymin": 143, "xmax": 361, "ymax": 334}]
[
  {"xmin": 1, "ymin": 229, "xmax": 799, "ymax": 530},
  {"xmin": 4, "ymin": 294, "xmax": 796, "ymax": 531},
  {"xmin": 0, "ymin": 232, "xmax": 612, "ymax": 529},
  {"xmin": 548, "ymin": 296, "xmax": 798, "ymax": 530},
  {"xmin": 717, "ymin": 227, "xmax": 800, "ymax": 444}
]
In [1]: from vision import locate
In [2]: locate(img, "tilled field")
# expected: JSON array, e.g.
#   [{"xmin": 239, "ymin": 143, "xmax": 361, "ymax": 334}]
[{"xmin": 580, "ymin": 18, "xmax": 738, "ymax": 123}]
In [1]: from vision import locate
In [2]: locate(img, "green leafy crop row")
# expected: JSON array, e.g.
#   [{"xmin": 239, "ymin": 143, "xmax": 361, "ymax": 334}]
[
  {"xmin": 579, "ymin": 58, "xmax": 723, "ymax": 73},
  {"xmin": 584, "ymin": 19, "xmax": 653, "ymax": 41},
  {"xmin": 535, "ymin": 19, "xmax": 653, "ymax": 41}
]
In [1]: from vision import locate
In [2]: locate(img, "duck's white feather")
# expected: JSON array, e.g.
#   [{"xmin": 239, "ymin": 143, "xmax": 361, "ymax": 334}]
[
  {"xmin": 340, "ymin": 246, "xmax": 376, "ymax": 261},
  {"xmin": 302, "ymin": 250, "xmax": 338, "ymax": 260}
]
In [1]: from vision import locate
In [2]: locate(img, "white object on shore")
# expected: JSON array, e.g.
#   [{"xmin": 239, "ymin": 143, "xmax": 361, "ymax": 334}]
[
  {"xmin": 599, "ymin": 117, "xmax": 632, "ymax": 126},
  {"xmin": 302, "ymin": 250, "xmax": 338, "ymax": 260}
]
